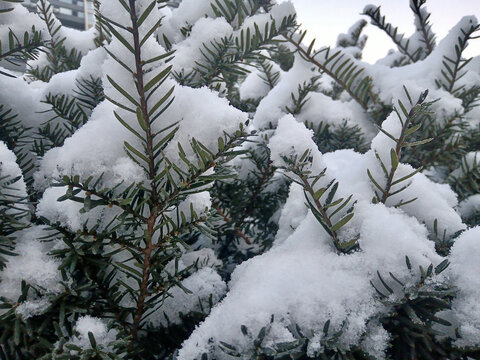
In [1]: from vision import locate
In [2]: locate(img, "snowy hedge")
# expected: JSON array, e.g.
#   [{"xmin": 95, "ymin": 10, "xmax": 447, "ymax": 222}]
[{"xmin": 0, "ymin": 0, "xmax": 479, "ymax": 359}]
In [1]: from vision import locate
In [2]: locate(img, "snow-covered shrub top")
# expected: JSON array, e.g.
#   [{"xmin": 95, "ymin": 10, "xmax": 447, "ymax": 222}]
[
  {"xmin": 0, "ymin": 0, "xmax": 479, "ymax": 359},
  {"xmin": 179, "ymin": 108, "xmax": 468, "ymax": 358}
]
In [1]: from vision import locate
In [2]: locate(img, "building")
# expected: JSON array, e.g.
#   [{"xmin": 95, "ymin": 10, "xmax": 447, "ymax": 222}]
[
  {"xmin": 24, "ymin": 1, "xmax": 184, "ymax": 31},
  {"xmin": 24, "ymin": 0, "xmax": 95, "ymax": 31}
]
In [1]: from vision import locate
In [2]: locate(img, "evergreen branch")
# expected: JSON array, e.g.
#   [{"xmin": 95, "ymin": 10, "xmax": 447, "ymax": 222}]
[
  {"xmin": 281, "ymin": 151, "xmax": 358, "ymax": 253},
  {"xmin": 210, "ymin": 0, "xmax": 274, "ymax": 29},
  {"xmin": 0, "ymin": 104, "xmax": 23, "ymax": 150},
  {"xmin": 363, "ymin": 5, "xmax": 419, "ymax": 63},
  {"xmin": 156, "ymin": 129, "xmax": 248, "ymax": 214},
  {"xmin": 41, "ymin": 93, "xmax": 88, "ymax": 132},
  {"xmin": 410, "ymin": 0, "xmax": 435, "ymax": 54},
  {"xmin": 368, "ymin": 88, "xmax": 434, "ymax": 205},
  {"xmin": 435, "ymin": 20, "xmax": 479, "ymax": 95},
  {"xmin": 214, "ymin": 206, "xmax": 252, "ymax": 245},
  {"xmin": 28, "ymin": 0, "xmax": 82, "ymax": 81},
  {"xmin": 59, "ymin": 176, "xmax": 147, "ymax": 222},
  {"xmin": 233, "ymin": 158, "xmax": 271, "ymax": 228},
  {"xmin": 73, "ymin": 76, "xmax": 105, "ymax": 112},
  {"xmin": 186, "ymin": 13, "xmax": 296, "ymax": 87},
  {"xmin": 375, "ymin": 257, "xmax": 454, "ymax": 359},
  {"xmin": 36, "ymin": 0, "xmax": 62, "ymax": 75},
  {"xmin": 256, "ymin": 56, "xmax": 280, "ymax": 89},
  {"xmin": 299, "ymin": 173, "xmax": 356, "ymax": 253},
  {"xmin": 93, "ymin": 0, "xmax": 111, "ymax": 47},
  {"xmin": 284, "ymin": 31, "xmax": 376, "ymax": 110},
  {"xmin": 0, "ymin": 27, "xmax": 43, "ymax": 67},
  {"xmin": 408, "ymin": 110, "xmax": 465, "ymax": 169},
  {"xmin": 448, "ymin": 153, "xmax": 480, "ymax": 200},
  {"xmin": 336, "ymin": 19, "xmax": 368, "ymax": 61},
  {"xmin": 285, "ymin": 76, "xmax": 320, "ymax": 115},
  {"xmin": 125, "ymin": 0, "xmax": 172, "ymax": 341}
]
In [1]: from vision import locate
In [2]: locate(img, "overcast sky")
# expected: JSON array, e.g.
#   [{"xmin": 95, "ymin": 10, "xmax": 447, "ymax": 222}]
[{"xmin": 291, "ymin": 0, "xmax": 480, "ymax": 63}]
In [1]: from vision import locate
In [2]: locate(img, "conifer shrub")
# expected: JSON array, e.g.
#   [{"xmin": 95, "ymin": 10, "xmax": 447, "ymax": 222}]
[{"xmin": 0, "ymin": 0, "xmax": 479, "ymax": 359}]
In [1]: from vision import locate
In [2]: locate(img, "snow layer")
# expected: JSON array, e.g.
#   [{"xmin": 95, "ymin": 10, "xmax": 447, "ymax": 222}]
[
  {"xmin": 458, "ymin": 195, "xmax": 480, "ymax": 219},
  {"xmin": 178, "ymin": 116, "xmax": 454, "ymax": 359},
  {"xmin": 148, "ymin": 267, "xmax": 226, "ymax": 327},
  {"xmin": 70, "ymin": 316, "xmax": 118, "ymax": 351},
  {"xmin": 0, "ymin": 227, "xmax": 62, "ymax": 301},
  {"xmin": 448, "ymin": 227, "xmax": 480, "ymax": 347}
]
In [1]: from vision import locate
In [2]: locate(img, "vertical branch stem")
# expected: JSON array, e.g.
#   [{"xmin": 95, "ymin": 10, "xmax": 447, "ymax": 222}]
[
  {"xmin": 380, "ymin": 107, "xmax": 416, "ymax": 204},
  {"xmin": 127, "ymin": 0, "xmax": 160, "ymax": 341}
]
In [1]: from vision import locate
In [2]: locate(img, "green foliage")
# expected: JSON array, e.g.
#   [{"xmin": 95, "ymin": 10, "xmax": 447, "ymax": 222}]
[
  {"xmin": 269, "ymin": 43, "xmax": 294, "ymax": 71},
  {"xmin": 0, "ymin": 173, "xmax": 28, "ymax": 269},
  {"xmin": 0, "ymin": 0, "xmax": 43, "ymax": 74},
  {"xmin": 410, "ymin": 0, "xmax": 436, "ymax": 55},
  {"xmin": 285, "ymin": 29, "xmax": 378, "ymax": 112},
  {"xmin": 74, "ymin": 76, "xmax": 105, "ymax": 113},
  {"xmin": 175, "ymin": 10, "xmax": 296, "ymax": 88},
  {"xmin": 0, "ymin": 0, "xmax": 23, "ymax": 14},
  {"xmin": 374, "ymin": 257, "xmax": 454, "ymax": 360},
  {"xmin": 307, "ymin": 121, "xmax": 369, "ymax": 154},
  {"xmin": 1, "ymin": 0, "xmax": 479, "ymax": 359},
  {"xmin": 93, "ymin": 0, "xmax": 111, "ymax": 47},
  {"xmin": 0, "ymin": 25, "xmax": 43, "ymax": 77},
  {"xmin": 363, "ymin": 2, "xmax": 434, "ymax": 64},
  {"xmin": 435, "ymin": 20, "xmax": 479, "ymax": 95},
  {"xmin": 32, "ymin": 75, "xmax": 104, "ymax": 159},
  {"xmin": 281, "ymin": 149, "xmax": 358, "ymax": 253},
  {"xmin": 448, "ymin": 153, "xmax": 480, "ymax": 202},
  {"xmin": 0, "ymin": 104, "xmax": 24, "ymax": 150},
  {"xmin": 336, "ymin": 19, "xmax": 367, "ymax": 60},
  {"xmin": 34, "ymin": 94, "xmax": 88, "ymax": 154},
  {"xmin": 0, "ymin": 104, "xmax": 35, "ymax": 188},
  {"xmin": 368, "ymin": 89, "xmax": 434, "ymax": 206},
  {"xmin": 27, "ymin": 0, "xmax": 82, "ymax": 82},
  {"xmin": 256, "ymin": 54, "xmax": 281, "ymax": 89},
  {"xmin": 285, "ymin": 76, "xmax": 321, "ymax": 115},
  {"xmin": 212, "ymin": 144, "xmax": 288, "ymax": 269},
  {"xmin": 210, "ymin": 0, "xmax": 274, "ymax": 27},
  {"xmin": 214, "ymin": 258, "xmax": 457, "ymax": 360},
  {"xmin": 218, "ymin": 319, "xmax": 369, "ymax": 359}
]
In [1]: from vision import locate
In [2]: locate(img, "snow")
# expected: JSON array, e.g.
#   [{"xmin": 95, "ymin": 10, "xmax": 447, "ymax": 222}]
[
  {"xmin": 160, "ymin": 0, "xmax": 217, "ymax": 44},
  {"xmin": 178, "ymin": 116, "xmax": 452, "ymax": 359},
  {"xmin": 295, "ymin": 92, "xmax": 376, "ymax": 139},
  {"xmin": 252, "ymin": 54, "xmax": 375, "ymax": 139},
  {"xmin": 1, "ymin": 0, "xmax": 479, "ymax": 357},
  {"xmin": 458, "ymin": 194, "xmax": 480, "ymax": 219},
  {"xmin": 61, "ymin": 26, "xmax": 96, "ymax": 55},
  {"xmin": 27, "ymin": 0, "xmax": 247, "ymax": 339},
  {"xmin": 70, "ymin": 316, "xmax": 118, "ymax": 351},
  {"xmin": 0, "ymin": 3, "xmax": 46, "ymax": 57},
  {"xmin": 34, "ymin": 100, "xmax": 142, "ymax": 192},
  {"xmin": 369, "ymin": 110, "xmax": 465, "ymax": 237},
  {"xmin": 268, "ymin": 114, "xmax": 315, "ymax": 167},
  {"xmin": 336, "ymin": 19, "xmax": 367, "ymax": 59},
  {"xmin": 367, "ymin": 16, "xmax": 479, "ymax": 112},
  {"xmin": 148, "ymin": 267, "xmax": 226, "ymax": 327},
  {"xmin": 274, "ymin": 182, "xmax": 308, "ymax": 246},
  {"xmin": 253, "ymin": 57, "xmax": 315, "ymax": 130},
  {"xmin": 239, "ymin": 65, "xmax": 278, "ymax": 101},
  {"xmin": 0, "ymin": 227, "xmax": 62, "ymax": 302},
  {"xmin": 15, "ymin": 298, "xmax": 51, "ymax": 320},
  {"xmin": 448, "ymin": 227, "xmax": 480, "ymax": 347},
  {"xmin": 171, "ymin": 17, "xmax": 233, "ymax": 76},
  {"xmin": 178, "ymin": 199, "xmax": 442, "ymax": 358}
]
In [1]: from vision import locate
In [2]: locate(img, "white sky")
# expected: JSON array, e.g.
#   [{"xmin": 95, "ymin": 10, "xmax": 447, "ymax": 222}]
[{"xmin": 291, "ymin": 0, "xmax": 480, "ymax": 63}]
